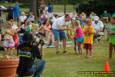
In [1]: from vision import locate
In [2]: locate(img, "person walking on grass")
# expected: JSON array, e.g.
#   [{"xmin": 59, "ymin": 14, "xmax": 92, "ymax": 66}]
[
  {"xmin": 73, "ymin": 20, "xmax": 84, "ymax": 55},
  {"xmin": 83, "ymin": 19, "xmax": 94, "ymax": 58},
  {"xmin": 43, "ymin": 19, "xmax": 53, "ymax": 47},
  {"xmin": 107, "ymin": 13, "xmax": 115, "ymax": 59},
  {"xmin": 92, "ymin": 16, "xmax": 104, "ymax": 42},
  {"xmin": 52, "ymin": 14, "xmax": 71, "ymax": 54}
]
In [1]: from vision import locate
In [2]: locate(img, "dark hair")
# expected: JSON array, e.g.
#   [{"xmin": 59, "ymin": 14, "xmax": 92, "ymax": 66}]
[
  {"xmin": 54, "ymin": 14, "xmax": 58, "ymax": 18},
  {"xmin": 65, "ymin": 14, "xmax": 69, "ymax": 18},
  {"xmin": 43, "ymin": 19, "xmax": 48, "ymax": 25}
]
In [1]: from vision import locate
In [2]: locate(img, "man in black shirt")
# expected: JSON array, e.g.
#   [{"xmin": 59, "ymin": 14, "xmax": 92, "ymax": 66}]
[{"xmin": 17, "ymin": 32, "xmax": 45, "ymax": 77}]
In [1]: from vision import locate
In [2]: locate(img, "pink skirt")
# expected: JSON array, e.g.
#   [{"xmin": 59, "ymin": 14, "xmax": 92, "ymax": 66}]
[{"xmin": 3, "ymin": 39, "xmax": 15, "ymax": 48}]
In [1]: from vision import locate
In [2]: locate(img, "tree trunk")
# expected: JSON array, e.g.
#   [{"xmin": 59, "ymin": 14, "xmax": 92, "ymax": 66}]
[
  {"xmin": 64, "ymin": 0, "xmax": 67, "ymax": 14},
  {"xmin": 40, "ymin": 0, "xmax": 46, "ymax": 10},
  {"xmin": 30, "ymin": 0, "xmax": 46, "ymax": 17},
  {"xmin": 30, "ymin": 0, "xmax": 37, "ymax": 17}
]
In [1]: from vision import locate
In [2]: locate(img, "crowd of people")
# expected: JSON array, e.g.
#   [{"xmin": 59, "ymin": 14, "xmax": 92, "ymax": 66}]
[
  {"xmin": 1, "ymin": 9, "xmax": 115, "ymax": 58},
  {"xmin": 0, "ymin": 5, "xmax": 115, "ymax": 76}
]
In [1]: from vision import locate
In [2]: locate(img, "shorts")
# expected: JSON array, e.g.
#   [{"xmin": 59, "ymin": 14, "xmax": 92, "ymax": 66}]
[
  {"xmin": 84, "ymin": 44, "xmax": 92, "ymax": 50},
  {"xmin": 109, "ymin": 43, "xmax": 115, "ymax": 51},
  {"xmin": 52, "ymin": 29, "xmax": 66, "ymax": 41},
  {"xmin": 76, "ymin": 37, "xmax": 84, "ymax": 43}
]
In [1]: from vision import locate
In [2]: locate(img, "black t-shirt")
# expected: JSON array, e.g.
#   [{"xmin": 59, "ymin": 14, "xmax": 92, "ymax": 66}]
[{"xmin": 17, "ymin": 42, "xmax": 41, "ymax": 76}]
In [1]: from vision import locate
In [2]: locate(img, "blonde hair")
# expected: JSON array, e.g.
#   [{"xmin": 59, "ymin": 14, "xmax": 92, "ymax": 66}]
[
  {"xmin": 86, "ymin": 18, "xmax": 92, "ymax": 23},
  {"xmin": 73, "ymin": 19, "xmax": 81, "ymax": 26},
  {"xmin": 74, "ymin": 20, "xmax": 80, "ymax": 24},
  {"xmin": 21, "ymin": 11, "xmax": 25, "ymax": 15},
  {"xmin": 86, "ymin": 18, "xmax": 92, "ymax": 26},
  {"xmin": 5, "ymin": 21, "xmax": 12, "ymax": 29}
]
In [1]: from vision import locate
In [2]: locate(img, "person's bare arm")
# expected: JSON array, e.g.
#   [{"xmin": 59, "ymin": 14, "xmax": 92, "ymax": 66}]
[
  {"xmin": 8, "ymin": 29, "xmax": 14, "ymax": 35},
  {"xmin": 38, "ymin": 26, "xmax": 44, "ymax": 31},
  {"xmin": 58, "ymin": 25, "xmax": 66, "ymax": 30},
  {"xmin": 109, "ymin": 32, "xmax": 115, "ymax": 35}
]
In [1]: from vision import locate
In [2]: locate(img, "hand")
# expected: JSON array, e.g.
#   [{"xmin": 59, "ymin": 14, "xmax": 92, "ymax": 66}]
[
  {"xmin": 6, "ymin": 30, "xmax": 10, "ymax": 34},
  {"xmin": 66, "ymin": 28, "xmax": 72, "ymax": 30}
]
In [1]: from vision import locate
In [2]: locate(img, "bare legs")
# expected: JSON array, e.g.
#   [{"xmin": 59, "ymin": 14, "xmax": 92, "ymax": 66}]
[
  {"xmin": 86, "ymin": 49, "xmax": 93, "ymax": 58},
  {"xmin": 54, "ymin": 41, "xmax": 59, "ymax": 54},
  {"xmin": 54, "ymin": 39, "xmax": 67, "ymax": 54},
  {"xmin": 109, "ymin": 43, "xmax": 115, "ymax": 59},
  {"xmin": 62, "ymin": 39, "xmax": 67, "ymax": 53},
  {"xmin": 75, "ymin": 43, "xmax": 82, "ymax": 55}
]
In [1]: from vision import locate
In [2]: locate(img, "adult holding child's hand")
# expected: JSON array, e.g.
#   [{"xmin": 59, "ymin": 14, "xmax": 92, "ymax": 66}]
[{"xmin": 52, "ymin": 14, "xmax": 71, "ymax": 54}]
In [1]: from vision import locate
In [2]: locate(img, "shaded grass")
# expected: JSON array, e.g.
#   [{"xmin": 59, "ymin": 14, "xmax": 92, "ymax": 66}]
[{"xmin": 42, "ymin": 40, "xmax": 115, "ymax": 77}]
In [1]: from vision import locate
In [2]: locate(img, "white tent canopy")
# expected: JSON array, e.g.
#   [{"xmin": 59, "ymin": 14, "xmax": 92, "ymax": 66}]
[{"xmin": 0, "ymin": 6, "xmax": 7, "ymax": 10}]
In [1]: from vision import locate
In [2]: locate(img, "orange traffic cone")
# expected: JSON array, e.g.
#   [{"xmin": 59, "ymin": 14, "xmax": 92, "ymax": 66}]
[{"xmin": 104, "ymin": 60, "xmax": 110, "ymax": 73}]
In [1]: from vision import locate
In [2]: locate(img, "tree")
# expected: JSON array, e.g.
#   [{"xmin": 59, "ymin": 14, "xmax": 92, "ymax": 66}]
[
  {"xmin": 64, "ymin": 0, "xmax": 67, "ymax": 14},
  {"xmin": 30, "ymin": 0, "xmax": 45, "ymax": 17},
  {"xmin": 30, "ymin": 0, "xmax": 37, "ymax": 17}
]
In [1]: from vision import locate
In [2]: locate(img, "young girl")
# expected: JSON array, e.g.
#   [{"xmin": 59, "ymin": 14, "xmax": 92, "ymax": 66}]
[
  {"xmin": 43, "ymin": 19, "xmax": 52, "ymax": 47},
  {"xmin": 73, "ymin": 20, "xmax": 84, "ymax": 55},
  {"xmin": 10, "ymin": 20, "xmax": 19, "ymax": 47},
  {"xmin": 83, "ymin": 19, "xmax": 94, "ymax": 58},
  {"xmin": 107, "ymin": 14, "xmax": 115, "ymax": 59},
  {"xmin": 2, "ymin": 21, "xmax": 15, "ymax": 55}
]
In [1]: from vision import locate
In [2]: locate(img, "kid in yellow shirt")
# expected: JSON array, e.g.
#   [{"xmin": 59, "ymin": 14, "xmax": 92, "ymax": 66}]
[{"xmin": 83, "ymin": 19, "xmax": 94, "ymax": 58}]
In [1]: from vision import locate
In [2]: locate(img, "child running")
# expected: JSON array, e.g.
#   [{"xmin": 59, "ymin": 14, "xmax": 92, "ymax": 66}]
[
  {"xmin": 83, "ymin": 19, "xmax": 94, "ymax": 58},
  {"xmin": 73, "ymin": 20, "xmax": 84, "ymax": 55},
  {"xmin": 107, "ymin": 13, "xmax": 115, "ymax": 59}
]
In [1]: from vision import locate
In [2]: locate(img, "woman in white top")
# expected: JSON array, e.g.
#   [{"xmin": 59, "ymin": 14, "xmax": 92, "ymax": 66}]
[{"xmin": 18, "ymin": 11, "xmax": 27, "ymax": 25}]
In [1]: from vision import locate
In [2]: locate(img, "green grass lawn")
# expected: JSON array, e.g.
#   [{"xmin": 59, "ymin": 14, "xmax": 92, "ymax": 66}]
[
  {"xmin": 53, "ymin": 5, "xmax": 75, "ymax": 12},
  {"xmin": 0, "ymin": 2, "xmax": 16, "ymax": 6},
  {"xmin": 1, "ymin": 2, "xmax": 115, "ymax": 77},
  {"xmin": 0, "ymin": 2, "xmax": 74, "ymax": 12},
  {"xmin": 42, "ymin": 39, "xmax": 115, "ymax": 77}
]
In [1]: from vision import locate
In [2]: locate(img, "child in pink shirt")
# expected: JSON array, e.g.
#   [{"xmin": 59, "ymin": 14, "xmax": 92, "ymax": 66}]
[{"xmin": 73, "ymin": 20, "xmax": 84, "ymax": 55}]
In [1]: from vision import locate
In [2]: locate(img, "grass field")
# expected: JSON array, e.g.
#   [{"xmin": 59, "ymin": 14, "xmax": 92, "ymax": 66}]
[
  {"xmin": 53, "ymin": 5, "xmax": 75, "ymax": 12},
  {"xmin": 42, "ymin": 39, "xmax": 115, "ymax": 77},
  {"xmin": 1, "ymin": 2, "xmax": 115, "ymax": 77},
  {"xmin": 0, "ymin": 2, "xmax": 75, "ymax": 12}
]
